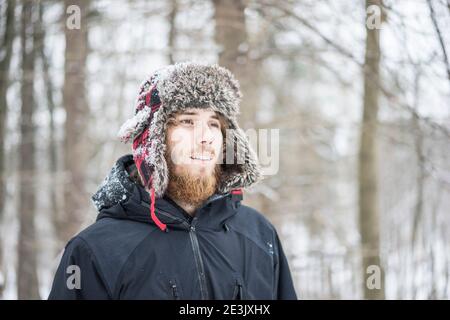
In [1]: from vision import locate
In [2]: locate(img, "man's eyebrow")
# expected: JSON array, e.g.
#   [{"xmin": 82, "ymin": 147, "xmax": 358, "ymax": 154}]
[
  {"xmin": 179, "ymin": 111, "xmax": 220, "ymax": 120},
  {"xmin": 179, "ymin": 111, "xmax": 199, "ymax": 116}
]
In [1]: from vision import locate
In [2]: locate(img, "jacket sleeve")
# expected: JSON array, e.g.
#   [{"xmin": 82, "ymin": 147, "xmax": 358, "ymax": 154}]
[
  {"xmin": 48, "ymin": 237, "xmax": 111, "ymax": 300},
  {"xmin": 273, "ymin": 231, "xmax": 298, "ymax": 300}
]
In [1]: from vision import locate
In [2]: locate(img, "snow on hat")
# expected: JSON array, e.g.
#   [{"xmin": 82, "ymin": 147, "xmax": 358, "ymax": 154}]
[{"xmin": 117, "ymin": 62, "xmax": 262, "ymax": 231}]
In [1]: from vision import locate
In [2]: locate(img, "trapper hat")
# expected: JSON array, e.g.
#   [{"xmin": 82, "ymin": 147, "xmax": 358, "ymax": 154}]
[{"xmin": 117, "ymin": 62, "xmax": 261, "ymax": 230}]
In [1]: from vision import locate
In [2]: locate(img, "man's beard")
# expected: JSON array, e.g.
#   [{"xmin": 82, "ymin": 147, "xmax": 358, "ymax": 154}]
[{"xmin": 165, "ymin": 156, "xmax": 222, "ymax": 209}]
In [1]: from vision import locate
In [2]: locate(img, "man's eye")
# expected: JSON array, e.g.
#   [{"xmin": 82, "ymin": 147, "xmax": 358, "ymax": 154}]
[
  {"xmin": 210, "ymin": 122, "xmax": 220, "ymax": 128},
  {"xmin": 180, "ymin": 119, "xmax": 194, "ymax": 125}
]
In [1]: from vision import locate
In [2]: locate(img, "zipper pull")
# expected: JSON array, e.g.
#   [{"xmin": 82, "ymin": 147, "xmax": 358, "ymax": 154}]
[
  {"xmin": 170, "ymin": 280, "xmax": 179, "ymax": 299},
  {"xmin": 190, "ymin": 217, "xmax": 198, "ymax": 231}
]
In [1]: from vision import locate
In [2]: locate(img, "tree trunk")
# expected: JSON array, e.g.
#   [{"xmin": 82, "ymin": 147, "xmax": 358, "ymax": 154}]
[
  {"xmin": 410, "ymin": 69, "xmax": 426, "ymax": 299},
  {"xmin": 167, "ymin": 0, "xmax": 178, "ymax": 64},
  {"xmin": 17, "ymin": 0, "xmax": 40, "ymax": 299},
  {"xmin": 61, "ymin": 0, "xmax": 90, "ymax": 245},
  {"xmin": 358, "ymin": 0, "xmax": 385, "ymax": 300},
  {"xmin": 0, "ymin": 0, "xmax": 16, "ymax": 298},
  {"xmin": 213, "ymin": 0, "xmax": 258, "ymax": 129},
  {"xmin": 213, "ymin": 0, "xmax": 275, "ymax": 232},
  {"xmin": 36, "ymin": 0, "xmax": 62, "ymax": 253}
]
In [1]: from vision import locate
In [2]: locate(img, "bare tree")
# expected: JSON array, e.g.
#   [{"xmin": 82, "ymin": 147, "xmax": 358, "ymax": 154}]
[
  {"xmin": 213, "ymin": 0, "xmax": 259, "ymax": 129},
  {"xmin": 167, "ymin": 0, "xmax": 178, "ymax": 64},
  {"xmin": 358, "ymin": 0, "xmax": 385, "ymax": 300},
  {"xmin": 426, "ymin": 0, "xmax": 450, "ymax": 89},
  {"xmin": 212, "ymin": 0, "xmax": 282, "ymax": 234},
  {"xmin": 59, "ymin": 0, "xmax": 91, "ymax": 245},
  {"xmin": 36, "ymin": 0, "xmax": 62, "ymax": 255},
  {"xmin": 17, "ymin": 0, "xmax": 40, "ymax": 299},
  {"xmin": 411, "ymin": 70, "xmax": 425, "ymax": 248},
  {"xmin": 0, "ymin": 0, "xmax": 16, "ymax": 299}
]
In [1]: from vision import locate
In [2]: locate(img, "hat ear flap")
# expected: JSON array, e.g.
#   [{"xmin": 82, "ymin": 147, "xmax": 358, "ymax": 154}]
[
  {"xmin": 132, "ymin": 127, "xmax": 154, "ymax": 190},
  {"xmin": 218, "ymin": 118, "xmax": 262, "ymax": 193}
]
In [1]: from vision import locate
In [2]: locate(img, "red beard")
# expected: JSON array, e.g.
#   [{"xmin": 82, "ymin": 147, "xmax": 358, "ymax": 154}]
[{"xmin": 165, "ymin": 153, "xmax": 222, "ymax": 210}]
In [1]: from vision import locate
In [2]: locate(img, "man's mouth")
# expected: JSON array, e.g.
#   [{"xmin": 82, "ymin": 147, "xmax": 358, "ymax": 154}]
[{"xmin": 190, "ymin": 154, "xmax": 213, "ymax": 161}]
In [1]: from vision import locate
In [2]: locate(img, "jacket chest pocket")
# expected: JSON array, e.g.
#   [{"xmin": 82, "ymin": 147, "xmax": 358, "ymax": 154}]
[
  {"xmin": 168, "ymin": 278, "xmax": 182, "ymax": 300},
  {"xmin": 153, "ymin": 272, "xmax": 183, "ymax": 300}
]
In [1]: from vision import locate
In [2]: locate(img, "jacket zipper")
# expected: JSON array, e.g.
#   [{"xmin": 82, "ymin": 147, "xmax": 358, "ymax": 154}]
[
  {"xmin": 141, "ymin": 202, "xmax": 210, "ymax": 299},
  {"xmin": 189, "ymin": 217, "xmax": 209, "ymax": 299}
]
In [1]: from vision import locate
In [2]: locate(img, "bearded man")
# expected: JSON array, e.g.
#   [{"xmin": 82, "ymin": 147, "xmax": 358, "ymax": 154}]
[{"xmin": 48, "ymin": 62, "xmax": 297, "ymax": 300}]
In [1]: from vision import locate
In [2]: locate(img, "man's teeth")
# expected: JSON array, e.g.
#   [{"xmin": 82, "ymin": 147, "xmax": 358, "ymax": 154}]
[{"xmin": 191, "ymin": 155, "xmax": 212, "ymax": 160}]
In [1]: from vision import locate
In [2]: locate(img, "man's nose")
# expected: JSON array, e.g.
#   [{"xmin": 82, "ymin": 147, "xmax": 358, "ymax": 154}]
[{"xmin": 196, "ymin": 122, "xmax": 214, "ymax": 145}]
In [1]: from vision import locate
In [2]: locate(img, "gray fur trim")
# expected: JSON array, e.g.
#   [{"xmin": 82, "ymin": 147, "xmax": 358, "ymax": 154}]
[{"xmin": 156, "ymin": 63, "xmax": 242, "ymax": 117}]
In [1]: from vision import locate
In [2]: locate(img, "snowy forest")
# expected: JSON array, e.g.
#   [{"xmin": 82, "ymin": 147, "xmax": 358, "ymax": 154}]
[{"xmin": 0, "ymin": 0, "xmax": 449, "ymax": 299}]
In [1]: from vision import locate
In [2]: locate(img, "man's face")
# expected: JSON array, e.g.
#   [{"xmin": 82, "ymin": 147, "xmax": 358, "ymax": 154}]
[{"xmin": 165, "ymin": 108, "xmax": 224, "ymax": 178}]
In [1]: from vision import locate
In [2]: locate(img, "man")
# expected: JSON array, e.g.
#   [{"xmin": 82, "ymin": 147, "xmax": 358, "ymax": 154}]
[{"xmin": 48, "ymin": 62, "xmax": 297, "ymax": 300}]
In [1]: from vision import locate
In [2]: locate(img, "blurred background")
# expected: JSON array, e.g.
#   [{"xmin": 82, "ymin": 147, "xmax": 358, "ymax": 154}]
[{"xmin": 0, "ymin": 0, "xmax": 449, "ymax": 300}]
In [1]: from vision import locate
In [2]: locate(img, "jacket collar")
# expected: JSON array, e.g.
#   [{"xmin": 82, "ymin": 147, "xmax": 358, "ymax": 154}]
[{"xmin": 94, "ymin": 154, "xmax": 242, "ymax": 232}]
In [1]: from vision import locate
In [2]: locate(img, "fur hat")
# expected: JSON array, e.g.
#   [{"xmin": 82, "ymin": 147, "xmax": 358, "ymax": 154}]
[{"xmin": 117, "ymin": 62, "xmax": 261, "ymax": 229}]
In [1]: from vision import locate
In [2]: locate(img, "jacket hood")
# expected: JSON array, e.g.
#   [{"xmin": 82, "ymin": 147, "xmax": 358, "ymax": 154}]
[{"xmin": 91, "ymin": 154, "xmax": 242, "ymax": 232}]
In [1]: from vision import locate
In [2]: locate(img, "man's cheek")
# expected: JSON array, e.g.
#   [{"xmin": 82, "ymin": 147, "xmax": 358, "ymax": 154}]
[
  {"xmin": 168, "ymin": 129, "xmax": 192, "ymax": 165},
  {"xmin": 168, "ymin": 127, "xmax": 185, "ymax": 144},
  {"xmin": 169, "ymin": 145, "xmax": 188, "ymax": 166},
  {"xmin": 213, "ymin": 134, "xmax": 224, "ymax": 164}
]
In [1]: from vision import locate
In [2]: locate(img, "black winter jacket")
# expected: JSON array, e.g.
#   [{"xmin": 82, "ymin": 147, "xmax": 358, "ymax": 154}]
[{"xmin": 48, "ymin": 155, "xmax": 297, "ymax": 300}]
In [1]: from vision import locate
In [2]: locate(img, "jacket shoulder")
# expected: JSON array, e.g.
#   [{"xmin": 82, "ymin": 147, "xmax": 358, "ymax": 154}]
[
  {"xmin": 227, "ymin": 204, "xmax": 278, "ymax": 255},
  {"xmin": 70, "ymin": 218, "xmax": 156, "ymax": 294},
  {"xmin": 232, "ymin": 204, "xmax": 277, "ymax": 230},
  {"xmin": 76, "ymin": 217, "xmax": 153, "ymax": 249}
]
